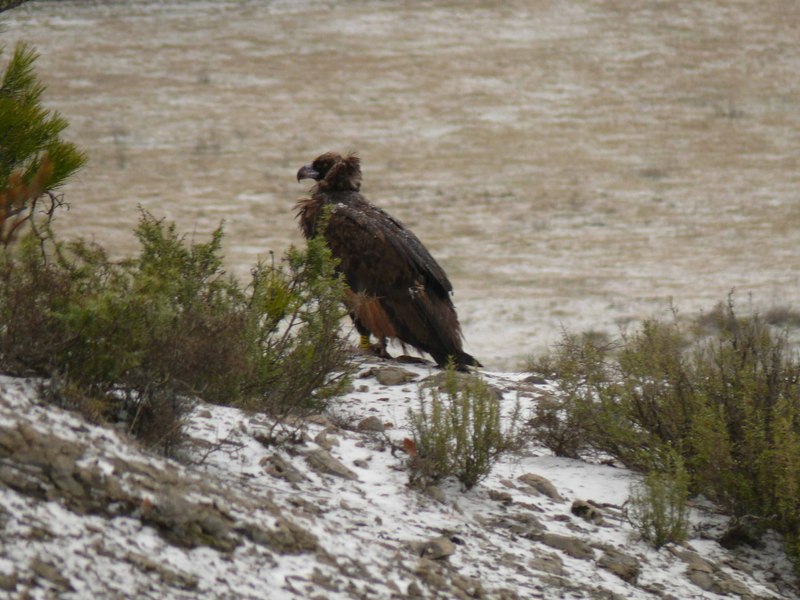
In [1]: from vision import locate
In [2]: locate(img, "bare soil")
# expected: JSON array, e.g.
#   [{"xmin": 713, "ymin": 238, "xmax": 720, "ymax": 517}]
[{"xmin": 4, "ymin": 0, "xmax": 799, "ymax": 368}]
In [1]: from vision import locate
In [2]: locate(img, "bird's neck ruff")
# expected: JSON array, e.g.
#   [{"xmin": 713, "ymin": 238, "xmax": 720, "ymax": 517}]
[
  {"xmin": 295, "ymin": 195, "xmax": 325, "ymax": 239},
  {"xmin": 318, "ymin": 154, "xmax": 362, "ymax": 193}
]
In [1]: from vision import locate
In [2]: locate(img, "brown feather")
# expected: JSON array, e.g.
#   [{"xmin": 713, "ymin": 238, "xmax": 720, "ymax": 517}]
[
  {"xmin": 296, "ymin": 152, "xmax": 480, "ymax": 369},
  {"xmin": 344, "ymin": 290, "xmax": 397, "ymax": 341}
]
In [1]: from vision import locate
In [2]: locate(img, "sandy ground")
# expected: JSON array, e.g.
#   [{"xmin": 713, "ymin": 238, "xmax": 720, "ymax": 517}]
[{"xmin": 3, "ymin": 0, "xmax": 799, "ymax": 369}]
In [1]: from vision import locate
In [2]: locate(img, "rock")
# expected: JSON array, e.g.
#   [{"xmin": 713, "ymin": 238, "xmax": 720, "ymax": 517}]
[
  {"xmin": 0, "ymin": 570, "xmax": 17, "ymax": 592},
  {"xmin": 406, "ymin": 581, "xmax": 424, "ymax": 597},
  {"xmin": 240, "ymin": 515, "xmax": 318, "ymax": 554},
  {"xmin": 306, "ymin": 414, "xmax": 334, "ymax": 428},
  {"xmin": 372, "ymin": 366, "xmax": 417, "ymax": 386},
  {"xmin": 571, "ymin": 499, "xmax": 604, "ymax": 525},
  {"xmin": 424, "ymin": 485, "xmax": 446, "ymax": 504},
  {"xmin": 261, "ymin": 453, "xmax": 306, "ymax": 484},
  {"xmin": 304, "ymin": 448, "xmax": 358, "ymax": 481},
  {"xmin": 488, "ymin": 489, "xmax": 514, "ymax": 505},
  {"xmin": 522, "ymin": 374, "xmax": 548, "ymax": 385},
  {"xmin": 313, "ymin": 430, "xmax": 338, "ymax": 451},
  {"xmin": 679, "ymin": 550, "xmax": 714, "ymax": 574},
  {"xmin": 415, "ymin": 558, "xmax": 448, "ymax": 588},
  {"xmin": 491, "ymin": 512, "xmax": 546, "ymax": 537},
  {"xmin": 125, "ymin": 551, "xmax": 199, "ymax": 590},
  {"xmin": 517, "ymin": 473, "xmax": 563, "ymax": 501},
  {"xmin": 414, "ymin": 536, "xmax": 456, "ymax": 560},
  {"xmin": 597, "ymin": 548, "xmax": 640, "ymax": 583},
  {"xmin": 538, "ymin": 533, "xmax": 594, "ymax": 560},
  {"xmin": 678, "ymin": 550, "xmax": 717, "ymax": 592},
  {"xmin": 452, "ymin": 572, "xmax": 484, "ymax": 597},
  {"xmin": 715, "ymin": 572, "xmax": 754, "ymax": 598},
  {"xmin": 688, "ymin": 569, "xmax": 716, "ymax": 592},
  {"xmin": 30, "ymin": 557, "xmax": 73, "ymax": 591},
  {"xmin": 529, "ymin": 550, "xmax": 564, "ymax": 576},
  {"xmin": 356, "ymin": 416, "xmax": 385, "ymax": 432}
]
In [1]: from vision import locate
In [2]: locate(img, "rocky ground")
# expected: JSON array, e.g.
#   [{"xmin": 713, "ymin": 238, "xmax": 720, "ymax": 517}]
[{"xmin": 0, "ymin": 359, "xmax": 798, "ymax": 599}]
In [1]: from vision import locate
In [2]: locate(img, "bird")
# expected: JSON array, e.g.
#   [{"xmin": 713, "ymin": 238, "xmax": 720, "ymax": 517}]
[{"xmin": 295, "ymin": 151, "xmax": 481, "ymax": 370}]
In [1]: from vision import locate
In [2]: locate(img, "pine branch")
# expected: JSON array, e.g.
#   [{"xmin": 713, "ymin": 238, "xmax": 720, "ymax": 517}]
[{"xmin": 0, "ymin": 0, "xmax": 32, "ymax": 14}]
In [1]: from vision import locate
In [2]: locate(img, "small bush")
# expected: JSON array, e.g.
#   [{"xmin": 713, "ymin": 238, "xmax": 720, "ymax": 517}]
[
  {"xmin": 407, "ymin": 365, "xmax": 522, "ymax": 490},
  {"xmin": 0, "ymin": 42, "xmax": 352, "ymax": 453},
  {"xmin": 527, "ymin": 298, "xmax": 800, "ymax": 570},
  {"xmin": 0, "ymin": 213, "xmax": 352, "ymax": 453},
  {"xmin": 527, "ymin": 332, "xmax": 619, "ymax": 459},
  {"xmin": 625, "ymin": 453, "xmax": 690, "ymax": 548}
]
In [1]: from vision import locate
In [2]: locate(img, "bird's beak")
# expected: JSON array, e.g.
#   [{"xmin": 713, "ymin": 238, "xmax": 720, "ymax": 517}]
[{"xmin": 297, "ymin": 164, "xmax": 319, "ymax": 182}]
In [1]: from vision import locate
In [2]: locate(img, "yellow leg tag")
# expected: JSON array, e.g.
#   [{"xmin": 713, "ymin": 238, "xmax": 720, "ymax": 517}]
[{"xmin": 359, "ymin": 335, "xmax": 371, "ymax": 350}]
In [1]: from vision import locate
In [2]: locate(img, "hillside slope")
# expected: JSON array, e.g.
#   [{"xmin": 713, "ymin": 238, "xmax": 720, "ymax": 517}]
[{"xmin": 0, "ymin": 360, "xmax": 796, "ymax": 599}]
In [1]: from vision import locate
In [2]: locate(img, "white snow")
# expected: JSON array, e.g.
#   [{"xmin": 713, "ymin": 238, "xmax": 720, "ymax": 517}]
[{"xmin": 1, "ymin": 364, "xmax": 796, "ymax": 599}]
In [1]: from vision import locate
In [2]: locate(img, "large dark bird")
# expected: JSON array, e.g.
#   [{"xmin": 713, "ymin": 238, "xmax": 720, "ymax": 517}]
[{"xmin": 296, "ymin": 151, "xmax": 480, "ymax": 370}]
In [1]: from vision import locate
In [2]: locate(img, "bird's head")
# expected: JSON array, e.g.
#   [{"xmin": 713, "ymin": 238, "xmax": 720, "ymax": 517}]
[{"xmin": 297, "ymin": 151, "xmax": 361, "ymax": 192}]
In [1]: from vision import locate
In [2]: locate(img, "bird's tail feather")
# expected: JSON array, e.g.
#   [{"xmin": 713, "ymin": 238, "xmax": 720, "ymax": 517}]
[{"xmin": 454, "ymin": 351, "xmax": 482, "ymax": 370}]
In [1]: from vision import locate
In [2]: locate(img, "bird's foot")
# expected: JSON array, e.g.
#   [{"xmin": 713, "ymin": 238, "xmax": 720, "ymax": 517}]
[{"xmin": 358, "ymin": 335, "xmax": 392, "ymax": 359}]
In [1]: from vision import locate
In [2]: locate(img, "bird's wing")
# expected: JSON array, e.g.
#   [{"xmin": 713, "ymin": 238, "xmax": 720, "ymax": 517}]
[{"xmin": 325, "ymin": 200, "xmax": 453, "ymax": 298}]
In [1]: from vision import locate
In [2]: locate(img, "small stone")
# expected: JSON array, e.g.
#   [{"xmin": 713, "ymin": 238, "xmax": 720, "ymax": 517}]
[
  {"xmin": 529, "ymin": 551, "xmax": 563, "ymax": 576},
  {"xmin": 353, "ymin": 459, "xmax": 369, "ymax": 469},
  {"xmin": 30, "ymin": 557, "xmax": 72, "ymax": 591},
  {"xmin": 488, "ymin": 489, "xmax": 513, "ymax": 504},
  {"xmin": 372, "ymin": 366, "xmax": 417, "ymax": 386},
  {"xmin": 304, "ymin": 449, "xmax": 358, "ymax": 480},
  {"xmin": 598, "ymin": 548, "xmax": 640, "ymax": 583},
  {"xmin": 306, "ymin": 414, "xmax": 334, "ymax": 428},
  {"xmin": 407, "ymin": 581, "xmax": 424, "ymax": 597},
  {"xmin": 679, "ymin": 550, "xmax": 715, "ymax": 574},
  {"xmin": 677, "ymin": 550, "xmax": 718, "ymax": 592},
  {"xmin": 571, "ymin": 499, "xmax": 604, "ymax": 525},
  {"xmin": 314, "ymin": 430, "xmax": 338, "ymax": 451},
  {"xmin": 261, "ymin": 454, "xmax": 306, "ymax": 484},
  {"xmin": 688, "ymin": 569, "xmax": 715, "ymax": 592},
  {"xmin": 356, "ymin": 416, "xmax": 385, "ymax": 432},
  {"xmin": 538, "ymin": 533, "xmax": 594, "ymax": 560},
  {"xmin": 452, "ymin": 573, "xmax": 483, "ymax": 597},
  {"xmin": 415, "ymin": 536, "xmax": 456, "ymax": 560},
  {"xmin": 715, "ymin": 573, "xmax": 753, "ymax": 598},
  {"xmin": 517, "ymin": 473, "xmax": 563, "ymax": 501},
  {"xmin": 424, "ymin": 485, "xmax": 446, "ymax": 504},
  {"xmin": 0, "ymin": 571, "xmax": 17, "ymax": 592}
]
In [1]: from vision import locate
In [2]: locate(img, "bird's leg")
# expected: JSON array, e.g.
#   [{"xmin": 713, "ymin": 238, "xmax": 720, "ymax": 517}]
[
  {"xmin": 359, "ymin": 334, "xmax": 372, "ymax": 351},
  {"xmin": 357, "ymin": 333, "xmax": 393, "ymax": 359},
  {"xmin": 373, "ymin": 337, "xmax": 392, "ymax": 359}
]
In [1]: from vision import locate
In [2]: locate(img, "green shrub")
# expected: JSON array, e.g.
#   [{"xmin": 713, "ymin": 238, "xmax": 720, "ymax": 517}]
[
  {"xmin": 625, "ymin": 453, "xmax": 690, "ymax": 548},
  {"xmin": 0, "ymin": 42, "xmax": 352, "ymax": 453},
  {"xmin": 527, "ymin": 298, "xmax": 800, "ymax": 569},
  {"xmin": 527, "ymin": 332, "xmax": 619, "ymax": 459},
  {"xmin": 0, "ymin": 213, "xmax": 352, "ymax": 453},
  {"xmin": 407, "ymin": 365, "xmax": 522, "ymax": 490}
]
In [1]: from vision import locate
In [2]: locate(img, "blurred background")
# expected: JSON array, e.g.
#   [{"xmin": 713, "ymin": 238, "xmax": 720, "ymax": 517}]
[{"xmin": 3, "ymin": 0, "xmax": 799, "ymax": 369}]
